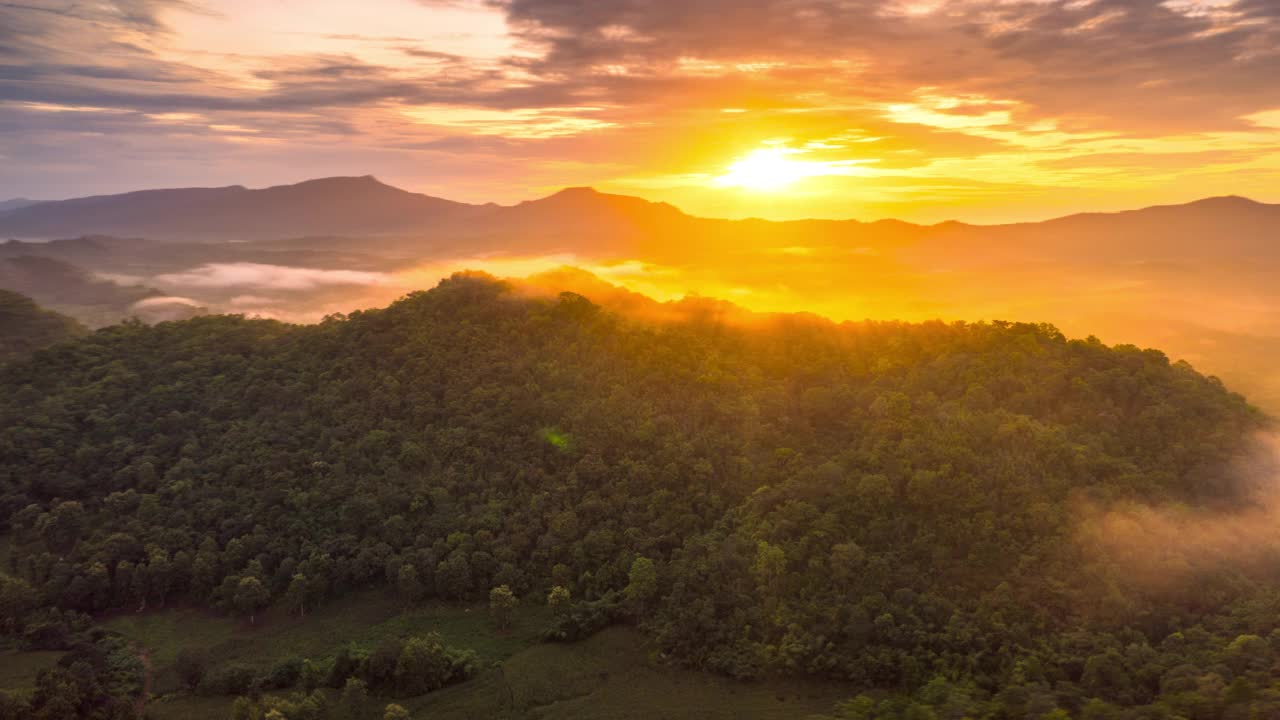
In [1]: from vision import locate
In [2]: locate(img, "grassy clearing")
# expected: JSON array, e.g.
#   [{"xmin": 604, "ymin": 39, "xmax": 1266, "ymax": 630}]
[
  {"xmin": 103, "ymin": 589, "xmax": 551, "ymax": 697},
  {"xmin": 98, "ymin": 595, "xmax": 854, "ymax": 719},
  {"xmin": 101, "ymin": 607, "xmax": 240, "ymax": 670},
  {"xmin": 0, "ymin": 649, "xmax": 61, "ymax": 693},
  {"xmin": 142, "ymin": 693, "xmax": 233, "ymax": 720},
  {"xmin": 409, "ymin": 626, "xmax": 852, "ymax": 720},
  {"xmin": 142, "ymin": 627, "xmax": 852, "ymax": 720}
]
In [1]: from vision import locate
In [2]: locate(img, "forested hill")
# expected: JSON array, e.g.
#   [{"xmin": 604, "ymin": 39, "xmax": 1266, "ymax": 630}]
[
  {"xmin": 2, "ymin": 274, "xmax": 1277, "ymax": 718},
  {"xmin": 0, "ymin": 289, "xmax": 86, "ymax": 363}
]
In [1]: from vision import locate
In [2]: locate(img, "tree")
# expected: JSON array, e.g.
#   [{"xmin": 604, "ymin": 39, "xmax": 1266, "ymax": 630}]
[
  {"xmin": 297, "ymin": 690, "xmax": 327, "ymax": 720},
  {"xmin": 175, "ymin": 648, "xmax": 208, "ymax": 692},
  {"xmin": 233, "ymin": 576, "xmax": 269, "ymax": 624},
  {"xmin": 436, "ymin": 552, "xmax": 472, "ymax": 600},
  {"xmin": 300, "ymin": 659, "xmax": 325, "ymax": 693},
  {"xmin": 751, "ymin": 541, "xmax": 785, "ymax": 593},
  {"xmin": 396, "ymin": 564, "xmax": 424, "ymax": 606},
  {"xmin": 625, "ymin": 557, "xmax": 657, "ymax": 616},
  {"xmin": 283, "ymin": 573, "xmax": 309, "ymax": 618},
  {"xmin": 395, "ymin": 636, "xmax": 450, "ymax": 696},
  {"xmin": 329, "ymin": 645, "xmax": 361, "ymax": 689},
  {"xmin": 0, "ymin": 576, "xmax": 36, "ymax": 634},
  {"xmin": 1081, "ymin": 650, "xmax": 1133, "ymax": 703},
  {"xmin": 230, "ymin": 696, "xmax": 254, "ymax": 720},
  {"xmin": 489, "ymin": 585, "xmax": 517, "ymax": 632},
  {"xmin": 338, "ymin": 677, "xmax": 368, "ymax": 718},
  {"xmin": 147, "ymin": 547, "xmax": 174, "ymax": 607},
  {"xmin": 131, "ymin": 562, "xmax": 150, "ymax": 611},
  {"xmin": 547, "ymin": 585, "xmax": 571, "ymax": 616},
  {"xmin": 35, "ymin": 501, "xmax": 84, "ymax": 553},
  {"xmin": 384, "ymin": 703, "xmax": 411, "ymax": 720}
]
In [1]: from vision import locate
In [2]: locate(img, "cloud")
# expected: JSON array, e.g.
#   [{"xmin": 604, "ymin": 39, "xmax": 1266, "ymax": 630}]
[
  {"xmin": 492, "ymin": 0, "xmax": 1280, "ymax": 127},
  {"xmin": 228, "ymin": 294, "xmax": 276, "ymax": 306},
  {"xmin": 129, "ymin": 293, "xmax": 207, "ymax": 322},
  {"xmin": 7, "ymin": 1, "xmax": 1278, "ymax": 126},
  {"xmin": 154, "ymin": 263, "xmax": 390, "ymax": 290},
  {"xmin": 2, "ymin": 0, "xmax": 1280, "ymax": 219},
  {"xmin": 131, "ymin": 295, "xmax": 204, "ymax": 308}
]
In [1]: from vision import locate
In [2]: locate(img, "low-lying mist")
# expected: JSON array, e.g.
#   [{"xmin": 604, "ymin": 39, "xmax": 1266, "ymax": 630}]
[
  {"xmin": 1075, "ymin": 433, "xmax": 1280, "ymax": 605},
  {"xmin": 137, "ymin": 247, "xmax": 1280, "ymax": 415}
]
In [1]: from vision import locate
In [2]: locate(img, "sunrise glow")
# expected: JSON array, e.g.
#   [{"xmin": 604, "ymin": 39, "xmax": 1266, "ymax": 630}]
[
  {"xmin": 715, "ymin": 148, "xmax": 830, "ymax": 191},
  {"xmin": 3, "ymin": 0, "xmax": 1278, "ymax": 223}
]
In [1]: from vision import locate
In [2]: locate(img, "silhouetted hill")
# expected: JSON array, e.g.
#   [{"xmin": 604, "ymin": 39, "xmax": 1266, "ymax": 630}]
[
  {"xmin": 4, "ymin": 178, "xmax": 1278, "ymax": 266},
  {"xmin": 512, "ymin": 187, "xmax": 687, "ymax": 222},
  {"xmin": 0, "ymin": 234, "xmax": 402, "ymax": 278},
  {"xmin": 0, "ymin": 255, "xmax": 160, "ymax": 307},
  {"xmin": 0, "ymin": 255, "xmax": 164, "ymax": 326},
  {"xmin": 0, "ymin": 289, "xmax": 87, "ymax": 362},
  {"xmin": 456, "ymin": 187, "xmax": 699, "ymax": 256},
  {"xmin": 0, "ymin": 176, "xmax": 477, "ymax": 241},
  {"xmin": 0, "ymin": 198, "xmax": 36, "ymax": 214},
  {"xmin": 0, "ymin": 235, "xmax": 157, "ymax": 264},
  {"xmin": 916, "ymin": 194, "xmax": 1280, "ymax": 267}
]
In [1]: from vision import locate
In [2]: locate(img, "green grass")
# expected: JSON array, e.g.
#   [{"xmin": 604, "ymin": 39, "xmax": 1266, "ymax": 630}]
[
  {"xmin": 101, "ymin": 607, "xmax": 240, "ymax": 669},
  {"xmin": 104, "ymin": 595, "xmax": 854, "ymax": 720},
  {"xmin": 140, "ymin": 628, "xmax": 853, "ymax": 720},
  {"xmin": 141, "ymin": 693, "xmax": 232, "ymax": 720},
  {"xmin": 407, "ymin": 626, "xmax": 852, "ymax": 720},
  {"xmin": 0, "ymin": 649, "xmax": 61, "ymax": 693},
  {"xmin": 103, "ymin": 590, "xmax": 551, "ymax": 698}
]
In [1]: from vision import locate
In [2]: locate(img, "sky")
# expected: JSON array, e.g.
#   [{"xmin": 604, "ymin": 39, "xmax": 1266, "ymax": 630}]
[{"xmin": 2, "ymin": 0, "xmax": 1280, "ymax": 223}]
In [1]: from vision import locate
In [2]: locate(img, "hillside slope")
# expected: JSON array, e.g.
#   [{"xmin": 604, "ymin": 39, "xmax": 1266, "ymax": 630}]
[
  {"xmin": 0, "ymin": 275, "xmax": 1275, "ymax": 718},
  {"xmin": 0, "ymin": 289, "xmax": 87, "ymax": 363},
  {"xmin": 0, "ymin": 177, "xmax": 477, "ymax": 241}
]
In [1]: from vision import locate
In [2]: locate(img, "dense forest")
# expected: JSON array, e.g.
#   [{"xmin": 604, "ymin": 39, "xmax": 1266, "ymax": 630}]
[
  {"xmin": 1, "ymin": 273, "xmax": 1278, "ymax": 719},
  {"xmin": 0, "ymin": 289, "xmax": 86, "ymax": 364}
]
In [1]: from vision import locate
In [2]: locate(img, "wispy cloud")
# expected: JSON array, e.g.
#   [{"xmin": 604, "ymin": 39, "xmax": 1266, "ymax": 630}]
[
  {"xmin": 1, "ymin": 0, "xmax": 1279, "ymax": 220},
  {"xmin": 154, "ymin": 262, "xmax": 390, "ymax": 290}
]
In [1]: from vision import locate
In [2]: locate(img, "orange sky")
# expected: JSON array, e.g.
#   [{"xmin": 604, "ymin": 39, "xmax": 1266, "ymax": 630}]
[{"xmin": 3, "ymin": 0, "xmax": 1280, "ymax": 223}]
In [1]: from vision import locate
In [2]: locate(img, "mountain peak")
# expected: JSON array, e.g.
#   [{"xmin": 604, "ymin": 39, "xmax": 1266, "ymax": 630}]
[
  {"xmin": 523, "ymin": 186, "xmax": 684, "ymax": 217},
  {"xmin": 279, "ymin": 175, "xmax": 390, "ymax": 190},
  {"xmin": 549, "ymin": 186, "xmax": 601, "ymax": 197},
  {"xmin": 0, "ymin": 175, "xmax": 472, "ymax": 240},
  {"xmin": 1183, "ymin": 195, "xmax": 1264, "ymax": 208}
]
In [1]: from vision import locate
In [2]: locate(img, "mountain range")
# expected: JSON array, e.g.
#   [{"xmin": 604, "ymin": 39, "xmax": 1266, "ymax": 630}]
[
  {"xmin": 4, "ymin": 176, "xmax": 1278, "ymax": 263},
  {"xmin": 2, "ymin": 176, "xmax": 1279, "ymax": 413}
]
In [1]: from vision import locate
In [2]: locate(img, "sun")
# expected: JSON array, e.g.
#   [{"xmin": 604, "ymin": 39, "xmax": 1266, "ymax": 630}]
[{"xmin": 715, "ymin": 147, "xmax": 825, "ymax": 191}]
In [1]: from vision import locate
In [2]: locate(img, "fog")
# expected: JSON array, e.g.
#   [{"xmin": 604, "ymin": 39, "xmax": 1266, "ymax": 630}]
[{"xmin": 1076, "ymin": 433, "xmax": 1280, "ymax": 600}]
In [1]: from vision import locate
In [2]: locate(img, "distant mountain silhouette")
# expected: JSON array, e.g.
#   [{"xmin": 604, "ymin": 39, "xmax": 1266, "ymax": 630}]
[
  {"xmin": 910, "ymin": 194, "xmax": 1280, "ymax": 268},
  {"xmin": 5, "ymin": 178, "xmax": 1275, "ymax": 269},
  {"xmin": 0, "ymin": 289, "xmax": 87, "ymax": 363},
  {"xmin": 0, "ymin": 255, "xmax": 160, "ymax": 307},
  {"xmin": 0, "ymin": 176, "xmax": 477, "ymax": 241},
  {"xmin": 0, "ymin": 198, "xmax": 36, "ymax": 214},
  {"xmin": 3, "ymin": 177, "xmax": 1280, "ymax": 411}
]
